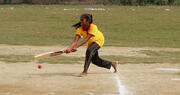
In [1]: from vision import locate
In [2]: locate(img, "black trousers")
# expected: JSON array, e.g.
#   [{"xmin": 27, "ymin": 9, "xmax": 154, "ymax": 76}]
[{"xmin": 84, "ymin": 42, "xmax": 112, "ymax": 70}]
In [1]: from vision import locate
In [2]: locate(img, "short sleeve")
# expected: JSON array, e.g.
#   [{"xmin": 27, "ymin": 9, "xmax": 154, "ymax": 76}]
[
  {"xmin": 76, "ymin": 28, "xmax": 82, "ymax": 38},
  {"xmin": 88, "ymin": 24, "xmax": 96, "ymax": 37}
]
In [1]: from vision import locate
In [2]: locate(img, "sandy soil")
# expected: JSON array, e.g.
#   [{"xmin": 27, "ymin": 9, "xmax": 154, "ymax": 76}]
[
  {"xmin": 0, "ymin": 62, "xmax": 179, "ymax": 95},
  {"xmin": 0, "ymin": 62, "xmax": 118, "ymax": 95},
  {"xmin": 1, "ymin": 45, "xmax": 180, "ymax": 57},
  {"xmin": 0, "ymin": 45, "xmax": 180, "ymax": 95},
  {"xmin": 118, "ymin": 63, "xmax": 180, "ymax": 95}
]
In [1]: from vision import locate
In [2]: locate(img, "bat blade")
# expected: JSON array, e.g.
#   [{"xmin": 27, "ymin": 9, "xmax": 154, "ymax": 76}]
[
  {"xmin": 33, "ymin": 51, "xmax": 64, "ymax": 60},
  {"xmin": 33, "ymin": 52, "xmax": 53, "ymax": 60}
]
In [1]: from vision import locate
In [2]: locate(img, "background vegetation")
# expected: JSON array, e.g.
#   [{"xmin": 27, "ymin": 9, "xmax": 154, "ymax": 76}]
[{"xmin": 1, "ymin": 0, "xmax": 180, "ymax": 5}]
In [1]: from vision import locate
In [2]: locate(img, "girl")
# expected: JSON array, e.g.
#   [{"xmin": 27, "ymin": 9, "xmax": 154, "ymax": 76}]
[{"xmin": 65, "ymin": 14, "xmax": 117, "ymax": 77}]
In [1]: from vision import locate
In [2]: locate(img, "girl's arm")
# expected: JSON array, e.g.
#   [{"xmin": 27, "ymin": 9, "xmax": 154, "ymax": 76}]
[
  {"xmin": 73, "ymin": 34, "xmax": 92, "ymax": 49},
  {"xmin": 66, "ymin": 35, "xmax": 80, "ymax": 51}
]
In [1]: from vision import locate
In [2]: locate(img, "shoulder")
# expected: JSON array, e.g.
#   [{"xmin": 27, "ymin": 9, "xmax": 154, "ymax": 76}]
[
  {"xmin": 76, "ymin": 27, "xmax": 83, "ymax": 32},
  {"xmin": 90, "ymin": 24, "xmax": 98, "ymax": 30},
  {"xmin": 91, "ymin": 24, "xmax": 97, "ymax": 28},
  {"xmin": 77, "ymin": 27, "xmax": 81, "ymax": 30}
]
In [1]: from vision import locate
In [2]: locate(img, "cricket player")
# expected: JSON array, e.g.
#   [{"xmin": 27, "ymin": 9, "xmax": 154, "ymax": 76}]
[{"xmin": 65, "ymin": 14, "xmax": 117, "ymax": 77}]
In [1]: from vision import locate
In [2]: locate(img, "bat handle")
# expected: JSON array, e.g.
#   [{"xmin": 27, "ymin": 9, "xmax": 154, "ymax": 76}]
[{"xmin": 64, "ymin": 50, "xmax": 68, "ymax": 53}]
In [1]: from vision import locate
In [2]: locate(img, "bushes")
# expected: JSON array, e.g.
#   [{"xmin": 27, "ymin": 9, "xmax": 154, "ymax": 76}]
[
  {"xmin": 173, "ymin": 0, "xmax": 180, "ymax": 5},
  {"xmin": 3, "ymin": 0, "xmax": 12, "ymax": 4},
  {"xmin": 122, "ymin": 0, "xmax": 180, "ymax": 5},
  {"xmin": 1, "ymin": 0, "xmax": 180, "ymax": 5},
  {"xmin": 154, "ymin": 0, "xmax": 169, "ymax": 5},
  {"xmin": 23, "ymin": 0, "xmax": 32, "ymax": 3},
  {"xmin": 95, "ymin": 0, "xmax": 180, "ymax": 5}
]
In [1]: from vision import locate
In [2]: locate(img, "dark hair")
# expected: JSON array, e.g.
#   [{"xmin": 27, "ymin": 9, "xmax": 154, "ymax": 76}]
[{"xmin": 73, "ymin": 14, "xmax": 93, "ymax": 29}]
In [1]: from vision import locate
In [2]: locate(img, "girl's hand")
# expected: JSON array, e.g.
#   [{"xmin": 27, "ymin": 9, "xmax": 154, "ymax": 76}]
[
  {"xmin": 64, "ymin": 48, "xmax": 72, "ymax": 53},
  {"xmin": 71, "ymin": 48, "xmax": 77, "ymax": 52},
  {"xmin": 64, "ymin": 48, "xmax": 77, "ymax": 53},
  {"xmin": 72, "ymin": 45, "xmax": 78, "ymax": 52}
]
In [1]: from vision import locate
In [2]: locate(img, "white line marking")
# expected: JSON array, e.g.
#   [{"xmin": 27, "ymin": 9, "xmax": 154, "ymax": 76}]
[
  {"xmin": 115, "ymin": 74, "xmax": 128, "ymax": 95},
  {"xmin": 156, "ymin": 68, "xmax": 180, "ymax": 71},
  {"xmin": 110, "ymin": 66, "xmax": 115, "ymax": 73},
  {"xmin": 171, "ymin": 78, "xmax": 180, "ymax": 81}
]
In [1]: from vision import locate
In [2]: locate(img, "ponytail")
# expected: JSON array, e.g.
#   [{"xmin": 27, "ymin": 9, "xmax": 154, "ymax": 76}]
[{"xmin": 72, "ymin": 22, "xmax": 81, "ymax": 29}]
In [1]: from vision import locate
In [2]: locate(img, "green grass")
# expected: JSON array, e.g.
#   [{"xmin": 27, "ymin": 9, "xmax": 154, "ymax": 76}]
[
  {"xmin": 102, "ymin": 51, "xmax": 180, "ymax": 64},
  {"xmin": 0, "ymin": 55, "xmax": 32, "ymax": 63},
  {"xmin": 38, "ymin": 56, "xmax": 84, "ymax": 64},
  {"xmin": 1, "ymin": 50, "xmax": 180, "ymax": 64},
  {"xmin": 0, "ymin": 5, "xmax": 180, "ymax": 47}
]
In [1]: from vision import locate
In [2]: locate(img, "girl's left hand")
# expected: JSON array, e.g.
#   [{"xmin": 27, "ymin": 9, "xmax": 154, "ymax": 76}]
[{"xmin": 71, "ymin": 48, "xmax": 77, "ymax": 52}]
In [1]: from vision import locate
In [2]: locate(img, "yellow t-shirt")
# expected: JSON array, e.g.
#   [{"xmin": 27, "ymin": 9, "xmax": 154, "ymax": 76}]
[{"xmin": 76, "ymin": 24, "xmax": 104, "ymax": 48}]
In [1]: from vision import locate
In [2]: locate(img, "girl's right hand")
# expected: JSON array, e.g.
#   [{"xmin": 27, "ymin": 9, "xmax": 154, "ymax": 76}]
[
  {"xmin": 65, "ymin": 48, "xmax": 77, "ymax": 53},
  {"xmin": 64, "ymin": 49, "xmax": 72, "ymax": 53}
]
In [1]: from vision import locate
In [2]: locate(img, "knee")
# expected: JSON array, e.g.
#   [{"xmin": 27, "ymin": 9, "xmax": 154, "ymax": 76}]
[{"xmin": 86, "ymin": 48, "xmax": 94, "ymax": 56}]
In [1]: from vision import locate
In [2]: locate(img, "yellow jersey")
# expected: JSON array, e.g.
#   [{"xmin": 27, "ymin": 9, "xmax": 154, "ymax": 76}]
[{"xmin": 76, "ymin": 24, "xmax": 104, "ymax": 48}]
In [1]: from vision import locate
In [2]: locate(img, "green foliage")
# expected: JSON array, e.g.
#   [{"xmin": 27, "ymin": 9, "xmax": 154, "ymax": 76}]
[
  {"xmin": 154, "ymin": 0, "xmax": 169, "ymax": 5},
  {"xmin": 110, "ymin": 0, "xmax": 178, "ymax": 5},
  {"xmin": 119, "ymin": 0, "xmax": 137, "ymax": 5},
  {"xmin": 23, "ymin": 0, "xmax": 32, "ymax": 3},
  {"xmin": 3, "ymin": 0, "xmax": 11, "ymax": 4},
  {"xmin": 173, "ymin": 0, "xmax": 180, "ymax": 5},
  {"xmin": 96, "ymin": 0, "xmax": 104, "ymax": 4}
]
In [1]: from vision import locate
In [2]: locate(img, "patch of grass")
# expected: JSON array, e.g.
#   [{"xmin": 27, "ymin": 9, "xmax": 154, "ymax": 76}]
[
  {"xmin": 0, "ymin": 55, "xmax": 32, "ymax": 63},
  {"xmin": 102, "ymin": 50, "xmax": 180, "ymax": 64},
  {"xmin": 99, "ymin": 50, "xmax": 180, "ymax": 64},
  {"xmin": 38, "ymin": 56, "xmax": 84, "ymax": 64},
  {"xmin": 139, "ymin": 50, "xmax": 180, "ymax": 63},
  {"xmin": 0, "ymin": 50, "xmax": 180, "ymax": 64},
  {"xmin": 0, "ymin": 55, "xmax": 84, "ymax": 64},
  {"xmin": 0, "ymin": 5, "xmax": 180, "ymax": 47}
]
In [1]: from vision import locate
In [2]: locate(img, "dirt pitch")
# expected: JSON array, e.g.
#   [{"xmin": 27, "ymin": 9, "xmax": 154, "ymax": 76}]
[
  {"xmin": 0, "ymin": 45, "xmax": 180, "ymax": 95},
  {"xmin": 0, "ymin": 62, "xmax": 180, "ymax": 95}
]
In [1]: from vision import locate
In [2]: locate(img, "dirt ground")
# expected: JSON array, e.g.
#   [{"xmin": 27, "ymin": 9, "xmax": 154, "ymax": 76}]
[
  {"xmin": 1, "ymin": 45, "xmax": 180, "ymax": 57},
  {"xmin": 0, "ymin": 62, "xmax": 179, "ymax": 95},
  {"xmin": 0, "ymin": 45, "xmax": 180, "ymax": 95}
]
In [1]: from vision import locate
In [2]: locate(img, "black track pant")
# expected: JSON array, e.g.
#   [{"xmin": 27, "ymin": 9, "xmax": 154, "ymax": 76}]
[{"xmin": 84, "ymin": 42, "xmax": 112, "ymax": 70}]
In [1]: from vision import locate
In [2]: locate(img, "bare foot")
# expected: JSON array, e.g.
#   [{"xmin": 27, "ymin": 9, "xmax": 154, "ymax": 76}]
[
  {"xmin": 78, "ymin": 72, "xmax": 87, "ymax": 77},
  {"xmin": 112, "ymin": 61, "xmax": 118, "ymax": 73}
]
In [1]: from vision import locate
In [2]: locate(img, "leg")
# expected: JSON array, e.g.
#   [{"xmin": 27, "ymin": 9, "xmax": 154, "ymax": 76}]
[
  {"xmin": 92, "ymin": 51, "xmax": 112, "ymax": 69},
  {"xmin": 92, "ymin": 51, "xmax": 117, "ymax": 73},
  {"xmin": 80, "ymin": 43, "xmax": 100, "ymax": 77}
]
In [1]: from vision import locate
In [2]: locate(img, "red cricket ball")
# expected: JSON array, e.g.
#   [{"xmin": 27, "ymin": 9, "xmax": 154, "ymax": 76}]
[{"xmin": 38, "ymin": 65, "xmax": 42, "ymax": 69}]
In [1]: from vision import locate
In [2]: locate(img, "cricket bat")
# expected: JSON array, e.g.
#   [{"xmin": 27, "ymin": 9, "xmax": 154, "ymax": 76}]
[{"xmin": 33, "ymin": 50, "xmax": 65, "ymax": 60}]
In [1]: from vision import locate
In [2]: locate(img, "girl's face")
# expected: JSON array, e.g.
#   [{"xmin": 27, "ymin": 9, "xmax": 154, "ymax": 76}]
[{"xmin": 80, "ymin": 16, "xmax": 90, "ymax": 27}]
